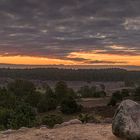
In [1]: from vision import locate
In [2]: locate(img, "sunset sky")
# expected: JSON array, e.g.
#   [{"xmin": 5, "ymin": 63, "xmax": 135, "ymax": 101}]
[{"xmin": 0, "ymin": 0, "xmax": 140, "ymax": 67}]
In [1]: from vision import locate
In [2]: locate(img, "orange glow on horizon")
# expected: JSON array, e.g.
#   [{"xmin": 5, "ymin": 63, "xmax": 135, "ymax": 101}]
[{"xmin": 0, "ymin": 51, "xmax": 140, "ymax": 66}]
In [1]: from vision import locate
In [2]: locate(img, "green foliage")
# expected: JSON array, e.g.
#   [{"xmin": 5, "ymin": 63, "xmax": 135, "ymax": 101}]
[
  {"xmin": 25, "ymin": 91, "xmax": 41, "ymax": 107},
  {"xmin": 108, "ymin": 91, "xmax": 123, "ymax": 106},
  {"xmin": 7, "ymin": 79, "xmax": 35, "ymax": 98},
  {"xmin": 79, "ymin": 113, "xmax": 102, "ymax": 123},
  {"xmin": 79, "ymin": 113, "xmax": 92, "ymax": 123},
  {"xmin": 10, "ymin": 103, "xmax": 37, "ymax": 129},
  {"xmin": 37, "ymin": 85, "xmax": 57, "ymax": 113},
  {"xmin": 93, "ymin": 91, "xmax": 106, "ymax": 98},
  {"xmin": 37, "ymin": 97, "xmax": 57, "ymax": 113},
  {"xmin": 42, "ymin": 114, "xmax": 63, "ymax": 128},
  {"xmin": 61, "ymin": 97, "xmax": 82, "ymax": 114},
  {"xmin": 55, "ymin": 81, "xmax": 68, "ymax": 103},
  {"xmin": 0, "ymin": 108, "xmax": 14, "ymax": 129},
  {"xmin": 78, "ymin": 85, "xmax": 106, "ymax": 98},
  {"xmin": 78, "ymin": 86, "xmax": 91, "ymax": 98},
  {"xmin": 67, "ymin": 88, "xmax": 77, "ymax": 98},
  {"xmin": 0, "ymin": 88, "xmax": 16, "ymax": 109},
  {"xmin": 121, "ymin": 89, "xmax": 129, "ymax": 98},
  {"xmin": 134, "ymin": 86, "xmax": 140, "ymax": 100}
]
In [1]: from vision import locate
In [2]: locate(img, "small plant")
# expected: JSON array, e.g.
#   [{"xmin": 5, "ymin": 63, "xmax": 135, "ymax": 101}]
[
  {"xmin": 79, "ymin": 113, "xmax": 102, "ymax": 123},
  {"xmin": 41, "ymin": 114, "xmax": 63, "ymax": 128},
  {"xmin": 79, "ymin": 113, "xmax": 91, "ymax": 123}
]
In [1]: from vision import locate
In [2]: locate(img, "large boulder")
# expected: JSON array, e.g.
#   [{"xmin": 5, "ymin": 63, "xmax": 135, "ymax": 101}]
[{"xmin": 112, "ymin": 100, "xmax": 140, "ymax": 140}]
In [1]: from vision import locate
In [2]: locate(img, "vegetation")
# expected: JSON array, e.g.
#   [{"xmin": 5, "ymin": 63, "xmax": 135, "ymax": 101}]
[
  {"xmin": 0, "ymin": 77, "xmax": 139, "ymax": 130},
  {"xmin": 0, "ymin": 68, "xmax": 140, "ymax": 82},
  {"xmin": 78, "ymin": 85, "xmax": 106, "ymax": 98},
  {"xmin": 108, "ymin": 89, "xmax": 130, "ymax": 106},
  {"xmin": 41, "ymin": 114, "xmax": 63, "ymax": 128},
  {"xmin": 61, "ymin": 97, "xmax": 82, "ymax": 114},
  {"xmin": 134, "ymin": 86, "xmax": 140, "ymax": 101},
  {"xmin": 0, "ymin": 79, "xmax": 81, "ymax": 130}
]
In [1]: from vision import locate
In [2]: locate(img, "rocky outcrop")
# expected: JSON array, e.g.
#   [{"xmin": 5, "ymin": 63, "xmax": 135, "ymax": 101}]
[
  {"xmin": 112, "ymin": 100, "xmax": 140, "ymax": 140},
  {"xmin": 54, "ymin": 119, "xmax": 82, "ymax": 128}
]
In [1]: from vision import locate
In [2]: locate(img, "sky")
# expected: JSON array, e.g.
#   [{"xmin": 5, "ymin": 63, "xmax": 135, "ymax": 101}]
[{"xmin": 0, "ymin": 0, "xmax": 140, "ymax": 67}]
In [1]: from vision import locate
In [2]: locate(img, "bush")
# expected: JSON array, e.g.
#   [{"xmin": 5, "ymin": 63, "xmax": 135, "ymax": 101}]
[
  {"xmin": 121, "ymin": 89, "xmax": 129, "ymax": 98},
  {"xmin": 10, "ymin": 103, "xmax": 37, "ymax": 129},
  {"xmin": 79, "ymin": 113, "xmax": 91, "ymax": 123},
  {"xmin": 42, "ymin": 114, "xmax": 63, "ymax": 128},
  {"xmin": 37, "ymin": 97, "xmax": 57, "ymax": 113},
  {"xmin": 108, "ymin": 91, "xmax": 123, "ymax": 106},
  {"xmin": 0, "ymin": 108, "xmax": 14, "ymax": 129},
  {"xmin": 79, "ymin": 113, "xmax": 102, "ymax": 123},
  {"xmin": 93, "ymin": 91, "xmax": 106, "ymax": 98},
  {"xmin": 61, "ymin": 97, "xmax": 82, "ymax": 114},
  {"xmin": 78, "ymin": 86, "xmax": 91, "ymax": 98}
]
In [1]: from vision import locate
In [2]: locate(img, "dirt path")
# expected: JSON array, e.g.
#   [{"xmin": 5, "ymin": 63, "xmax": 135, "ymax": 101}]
[{"xmin": 0, "ymin": 124, "xmax": 123, "ymax": 140}]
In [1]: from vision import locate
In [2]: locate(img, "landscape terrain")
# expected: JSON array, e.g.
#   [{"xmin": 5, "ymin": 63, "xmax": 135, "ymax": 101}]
[{"xmin": 0, "ymin": 68, "xmax": 139, "ymax": 140}]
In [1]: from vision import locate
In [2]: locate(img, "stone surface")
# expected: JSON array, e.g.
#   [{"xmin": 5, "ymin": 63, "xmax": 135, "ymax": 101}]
[
  {"xmin": 1, "ymin": 129, "xmax": 16, "ymax": 135},
  {"xmin": 112, "ymin": 100, "xmax": 140, "ymax": 140}
]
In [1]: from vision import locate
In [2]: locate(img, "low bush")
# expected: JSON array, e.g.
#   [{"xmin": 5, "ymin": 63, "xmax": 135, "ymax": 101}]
[
  {"xmin": 41, "ymin": 114, "xmax": 63, "ymax": 128},
  {"xmin": 61, "ymin": 97, "xmax": 82, "ymax": 114}
]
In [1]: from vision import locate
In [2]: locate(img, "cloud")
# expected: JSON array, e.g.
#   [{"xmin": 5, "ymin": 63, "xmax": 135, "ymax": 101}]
[{"xmin": 0, "ymin": 0, "xmax": 139, "ymax": 64}]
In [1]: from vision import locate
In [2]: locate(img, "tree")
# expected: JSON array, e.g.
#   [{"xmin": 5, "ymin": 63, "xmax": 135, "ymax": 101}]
[
  {"xmin": 55, "ymin": 81, "xmax": 68, "ymax": 103},
  {"xmin": 37, "ymin": 85, "xmax": 57, "ymax": 113},
  {"xmin": 61, "ymin": 97, "xmax": 82, "ymax": 114},
  {"xmin": 0, "ymin": 88, "xmax": 16, "ymax": 109},
  {"xmin": 78, "ymin": 86, "xmax": 91, "ymax": 98},
  {"xmin": 7, "ymin": 79, "xmax": 35, "ymax": 99}
]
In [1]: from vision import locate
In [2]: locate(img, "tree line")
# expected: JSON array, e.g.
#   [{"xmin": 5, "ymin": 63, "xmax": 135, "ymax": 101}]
[{"xmin": 0, "ymin": 68, "xmax": 140, "ymax": 82}]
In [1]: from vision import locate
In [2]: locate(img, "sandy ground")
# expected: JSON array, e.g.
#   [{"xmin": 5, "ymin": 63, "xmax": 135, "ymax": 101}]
[{"xmin": 0, "ymin": 124, "xmax": 123, "ymax": 140}]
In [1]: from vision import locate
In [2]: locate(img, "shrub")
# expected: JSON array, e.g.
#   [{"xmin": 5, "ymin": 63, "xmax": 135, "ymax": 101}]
[
  {"xmin": 42, "ymin": 114, "xmax": 63, "ymax": 128},
  {"xmin": 79, "ymin": 113, "xmax": 102, "ymax": 123},
  {"xmin": 134, "ymin": 86, "xmax": 140, "ymax": 101},
  {"xmin": 61, "ymin": 97, "xmax": 82, "ymax": 114},
  {"xmin": 0, "ymin": 108, "xmax": 14, "ymax": 129},
  {"xmin": 121, "ymin": 89, "xmax": 129, "ymax": 98},
  {"xmin": 10, "ymin": 103, "xmax": 37, "ymax": 129},
  {"xmin": 55, "ymin": 81, "xmax": 68, "ymax": 103},
  {"xmin": 108, "ymin": 91, "xmax": 122, "ymax": 106},
  {"xmin": 37, "ymin": 97, "xmax": 57, "ymax": 113},
  {"xmin": 93, "ymin": 91, "xmax": 106, "ymax": 98},
  {"xmin": 78, "ymin": 86, "xmax": 91, "ymax": 98},
  {"xmin": 79, "ymin": 113, "xmax": 91, "ymax": 123}
]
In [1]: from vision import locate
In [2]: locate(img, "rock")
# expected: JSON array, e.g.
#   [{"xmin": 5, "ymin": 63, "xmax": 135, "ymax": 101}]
[
  {"xmin": 40, "ymin": 126, "xmax": 48, "ymax": 130},
  {"xmin": 61, "ymin": 122, "xmax": 70, "ymax": 127},
  {"xmin": 54, "ymin": 124, "xmax": 61, "ymax": 128},
  {"xmin": 112, "ymin": 100, "xmax": 140, "ymax": 140},
  {"xmin": 68, "ymin": 119, "xmax": 82, "ymax": 125},
  {"xmin": 2, "ymin": 129, "xmax": 16, "ymax": 135},
  {"xmin": 61, "ymin": 119, "xmax": 82, "ymax": 127},
  {"xmin": 18, "ymin": 127, "xmax": 29, "ymax": 132}
]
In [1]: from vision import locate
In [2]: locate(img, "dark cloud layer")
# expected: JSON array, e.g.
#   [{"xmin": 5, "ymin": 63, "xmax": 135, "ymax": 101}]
[{"xmin": 0, "ymin": 0, "xmax": 140, "ymax": 62}]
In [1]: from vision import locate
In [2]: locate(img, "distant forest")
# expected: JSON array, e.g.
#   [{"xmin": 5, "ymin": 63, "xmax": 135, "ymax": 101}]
[{"xmin": 0, "ymin": 68, "xmax": 140, "ymax": 82}]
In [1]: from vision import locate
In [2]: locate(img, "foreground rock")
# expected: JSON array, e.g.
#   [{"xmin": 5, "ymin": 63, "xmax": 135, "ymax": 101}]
[
  {"xmin": 0, "ymin": 124, "xmax": 121, "ymax": 140},
  {"xmin": 112, "ymin": 100, "xmax": 140, "ymax": 140}
]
